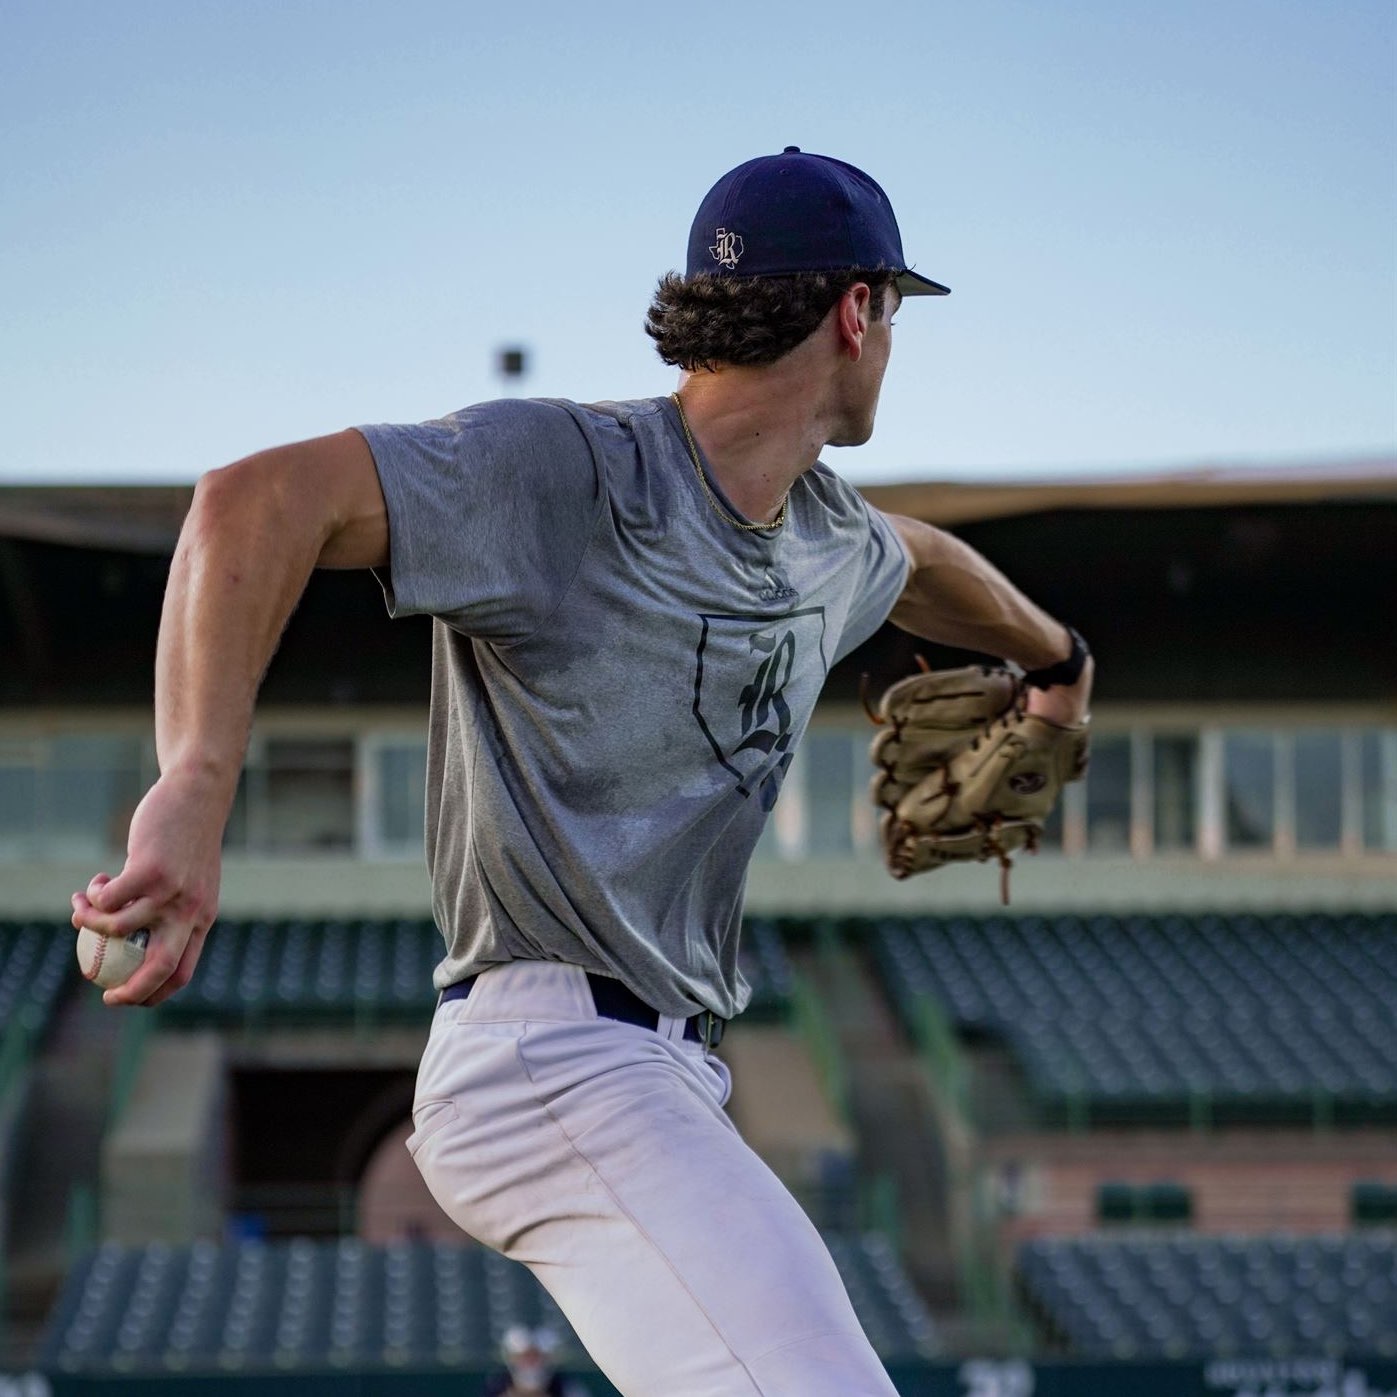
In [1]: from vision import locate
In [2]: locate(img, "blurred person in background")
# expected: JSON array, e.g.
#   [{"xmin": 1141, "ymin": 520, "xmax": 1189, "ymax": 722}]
[{"xmin": 485, "ymin": 1326, "xmax": 590, "ymax": 1397}]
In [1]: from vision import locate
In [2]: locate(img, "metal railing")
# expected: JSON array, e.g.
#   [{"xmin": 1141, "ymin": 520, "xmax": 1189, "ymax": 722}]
[
  {"xmin": 0, "ymin": 1010, "xmax": 43, "ymax": 1368},
  {"xmin": 788, "ymin": 970, "xmax": 850, "ymax": 1124},
  {"xmin": 106, "ymin": 1006, "xmax": 159, "ymax": 1131},
  {"xmin": 0, "ymin": 1006, "xmax": 42, "ymax": 1115}
]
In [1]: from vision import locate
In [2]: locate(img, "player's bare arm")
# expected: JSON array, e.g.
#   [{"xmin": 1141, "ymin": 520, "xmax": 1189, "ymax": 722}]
[
  {"xmin": 883, "ymin": 510, "xmax": 1093, "ymax": 726},
  {"xmin": 71, "ymin": 429, "xmax": 388, "ymax": 1008}
]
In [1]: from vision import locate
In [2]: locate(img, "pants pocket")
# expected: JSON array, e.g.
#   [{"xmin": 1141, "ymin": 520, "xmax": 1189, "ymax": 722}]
[
  {"xmin": 405, "ymin": 1098, "xmax": 459, "ymax": 1158},
  {"xmin": 707, "ymin": 1052, "xmax": 733, "ymax": 1109}
]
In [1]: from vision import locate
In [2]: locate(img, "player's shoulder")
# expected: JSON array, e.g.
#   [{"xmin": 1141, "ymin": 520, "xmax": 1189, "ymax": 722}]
[
  {"xmin": 369, "ymin": 395, "xmax": 657, "ymax": 448},
  {"xmin": 796, "ymin": 458, "xmax": 875, "ymax": 527},
  {"xmin": 427, "ymin": 396, "xmax": 589, "ymax": 436},
  {"xmin": 419, "ymin": 399, "xmax": 607, "ymax": 482},
  {"xmin": 569, "ymin": 395, "xmax": 668, "ymax": 439},
  {"xmin": 549, "ymin": 397, "xmax": 679, "ymax": 488},
  {"xmin": 468, "ymin": 394, "xmax": 661, "ymax": 456}
]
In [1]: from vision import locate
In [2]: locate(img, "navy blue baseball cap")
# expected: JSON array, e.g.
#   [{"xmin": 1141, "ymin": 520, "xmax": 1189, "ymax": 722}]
[{"xmin": 686, "ymin": 146, "xmax": 949, "ymax": 297}]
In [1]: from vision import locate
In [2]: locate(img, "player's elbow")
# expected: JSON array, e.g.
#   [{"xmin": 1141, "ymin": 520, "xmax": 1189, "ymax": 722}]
[
  {"xmin": 888, "ymin": 587, "xmax": 935, "ymax": 636},
  {"xmin": 888, "ymin": 514, "xmax": 954, "ymax": 572},
  {"xmin": 183, "ymin": 453, "xmax": 293, "ymax": 560},
  {"xmin": 184, "ymin": 457, "xmax": 267, "ymax": 552},
  {"xmin": 884, "ymin": 516, "xmax": 942, "ymax": 622},
  {"xmin": 186, "ymin": 434, "xmax": 385, "ymax": 569}
]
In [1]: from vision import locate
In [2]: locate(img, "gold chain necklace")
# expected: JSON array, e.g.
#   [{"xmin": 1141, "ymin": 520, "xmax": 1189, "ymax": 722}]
[{"xmin": 671, "ymin": 393, "xmax": 788, "ymax": 532}]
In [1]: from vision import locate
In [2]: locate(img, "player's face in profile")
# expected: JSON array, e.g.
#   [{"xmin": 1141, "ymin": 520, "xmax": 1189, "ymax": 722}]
[{"xmin": 828, "ymin": 283, "xmax": 900, "ymax": 448}]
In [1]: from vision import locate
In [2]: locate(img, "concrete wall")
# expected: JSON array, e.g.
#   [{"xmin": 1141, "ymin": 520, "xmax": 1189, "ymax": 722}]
[
  {"xmin": 723, "ymin": 1025, "xmax": 854, "ymax": 1188},
  {"xmin": 101, "ymin": 1033, "xmax": 225, "ymax": 1245},
  {"xmin": 985, "ymin": 1131, "xmax": 1397, "ymax": 1243},
  {"xmin": 5, "ymin": 852, "xmax": 1396, "ymax": 921},
  {"xmin": 745, "ymin": 852, "xmax": 1397, "ymax": 916}
]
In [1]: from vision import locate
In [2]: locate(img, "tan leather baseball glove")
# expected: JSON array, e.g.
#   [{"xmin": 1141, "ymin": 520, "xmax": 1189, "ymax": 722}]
[{"xmin": 867, "ymin": 663, "xmax": 1090, "ymax": 901}]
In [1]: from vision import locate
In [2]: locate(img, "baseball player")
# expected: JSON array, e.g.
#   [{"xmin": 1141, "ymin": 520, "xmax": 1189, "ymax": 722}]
[
  {"xmin": 72, "ymin": 148, "xmax": 1091, "ymax": 1394},
  {"xmin": 485, "ymin": 1327, "xmax": 591, "ymax": 1397}
]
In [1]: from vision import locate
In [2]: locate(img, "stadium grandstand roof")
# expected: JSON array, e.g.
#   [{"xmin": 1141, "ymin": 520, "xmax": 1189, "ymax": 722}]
[
  {"xmin": 0, "ymin": 484, "xmax": 195, "ymax": 552},
  {"xmin": 0, "ymin": 455, "xmax": 1391, "ymax": 550},
  {"xmin": 862, "ymin": 454, "xmax": 1396, "ymax": 527}
]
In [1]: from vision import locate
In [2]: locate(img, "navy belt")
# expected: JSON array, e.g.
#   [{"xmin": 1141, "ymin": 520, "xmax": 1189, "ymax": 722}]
[{"xmin": 440, "ymin": 971, "xmax": 725, "ymax": 1049}]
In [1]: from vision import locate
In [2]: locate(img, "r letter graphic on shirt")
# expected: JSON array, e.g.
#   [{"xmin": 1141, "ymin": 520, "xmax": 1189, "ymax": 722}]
[{"xmin": 692, "ymin": 609, "xmax": 827, "ymax": 811}]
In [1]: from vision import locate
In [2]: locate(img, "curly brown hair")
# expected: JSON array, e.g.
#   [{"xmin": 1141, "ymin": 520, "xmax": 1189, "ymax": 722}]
[{"xmin": 644, "ymin": 269, "xmax": 897, "ymax": 372}]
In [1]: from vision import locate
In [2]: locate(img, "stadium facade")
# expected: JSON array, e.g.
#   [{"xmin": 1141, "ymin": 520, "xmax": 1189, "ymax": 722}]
[{"xmin": 1, "ymin": 463, "xmax": 1394, "ymax": 1395}]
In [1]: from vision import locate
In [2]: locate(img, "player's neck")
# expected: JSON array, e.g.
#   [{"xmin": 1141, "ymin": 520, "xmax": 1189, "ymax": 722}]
[{"xmin": 674, "ymin": 359, "xmax": 837, "ymax": 525}]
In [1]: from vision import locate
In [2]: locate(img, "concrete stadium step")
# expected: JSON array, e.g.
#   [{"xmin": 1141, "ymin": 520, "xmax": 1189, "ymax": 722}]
[
  {"xmin": 796, "ymin": 943, "xmax": 956, "ymax": 1305},
  {"xmin": 5, "ymin": 985, "xmax": 122, "ymax": 1364}
]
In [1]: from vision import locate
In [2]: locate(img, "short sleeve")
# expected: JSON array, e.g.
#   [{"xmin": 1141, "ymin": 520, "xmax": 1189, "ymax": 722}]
[
  {"xmin": 833, "ymin": 501, "xmax": 910, "ymax": 662},
  {"xmin": 355, "ymin": 399, "xmax": 602, "ymax": 644}
]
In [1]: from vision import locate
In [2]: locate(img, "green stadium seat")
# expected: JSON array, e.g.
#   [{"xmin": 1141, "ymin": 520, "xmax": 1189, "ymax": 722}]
[
  {"xmin": 870, "ymin": 912, "xmax": 1397, "ymax": 1124},
  {"xmin": 1353, "ymin": 1182, "xmax": 1397, "ymax": 1225},
  {"xmin": 1019, "ymin": 1233, "xmax": 1397, "ymax": 1360},
  {"xmin": 40, "ymin": 1232, "xmax": 934, "ymax": 1374},
  {"xmin": 1145, "ymin": 1183, "xmax": 1193, "ymax": 1223},
  {"xmin": 160, "ymin": 916, "xmax": 797, "ymax": 1026},
  {"xmin": 1097, "ymin": 1183, "xmax": 1138, "ymax": 1223},
  {"xmin": 0, "ymin": 920, "xmax": 73, "ymax": 1040}
]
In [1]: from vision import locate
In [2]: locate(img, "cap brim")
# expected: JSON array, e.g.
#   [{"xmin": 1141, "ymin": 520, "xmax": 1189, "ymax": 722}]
[{"xmin": 896, "ymin": 268, "xmax": 951, "ymax": 297}]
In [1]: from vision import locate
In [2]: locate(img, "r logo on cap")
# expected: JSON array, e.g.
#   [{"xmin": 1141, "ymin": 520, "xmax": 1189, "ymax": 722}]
[
  {"xmin": 686, "ymin": 149, "xmax": 949, "ymax": 295},
  {"xmin": 709, "ymin": 228, "xmax": 744, "ymax": 269}
]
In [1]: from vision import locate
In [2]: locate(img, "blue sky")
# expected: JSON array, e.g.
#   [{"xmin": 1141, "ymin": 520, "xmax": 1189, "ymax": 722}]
[{"xmin": 2, "ymin": 0, "xmax": 1393, "ymax": 483}]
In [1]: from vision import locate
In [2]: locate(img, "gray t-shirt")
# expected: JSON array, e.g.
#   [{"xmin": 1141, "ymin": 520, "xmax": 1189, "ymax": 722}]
[{"xmin": 357, "ymin": 396, "xmax": 908, "ymax": 1018}]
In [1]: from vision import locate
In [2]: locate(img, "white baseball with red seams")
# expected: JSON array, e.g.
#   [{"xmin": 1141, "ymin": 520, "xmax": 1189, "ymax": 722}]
[{"xmin": 75, "ymin": 928, "xmax": 150, "ymax": 989}]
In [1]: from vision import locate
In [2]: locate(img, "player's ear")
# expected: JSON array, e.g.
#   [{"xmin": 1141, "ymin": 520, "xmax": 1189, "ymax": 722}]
[{"xmin": 836, "ymin": 284, "xmax": 872, "ymax": 360}]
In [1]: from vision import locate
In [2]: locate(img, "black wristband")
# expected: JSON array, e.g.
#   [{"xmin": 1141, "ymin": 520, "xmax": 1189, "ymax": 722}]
[{"xmin": 1022, "ymin": 625, "xmax": 1090, "ymax": 690}]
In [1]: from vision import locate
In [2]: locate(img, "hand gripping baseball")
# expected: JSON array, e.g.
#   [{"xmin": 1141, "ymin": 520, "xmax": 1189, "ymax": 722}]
[{"xmin": 70, "ymin": 768, "xmax": 226, "ymax": 1007}]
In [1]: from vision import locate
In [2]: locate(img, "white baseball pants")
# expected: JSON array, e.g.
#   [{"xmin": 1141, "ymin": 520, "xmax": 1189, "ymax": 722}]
[{"xmin": 406, "ymin": 960, "xmax": 899, "ymax": 1396}]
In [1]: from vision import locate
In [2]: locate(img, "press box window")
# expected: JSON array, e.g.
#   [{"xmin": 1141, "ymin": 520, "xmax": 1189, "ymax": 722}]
[
  {"xmin": 376, "ymin": 742, "xmax": 427, "ymax": 853},
  {"xmin": 1361, "ymin": 730, "xmax": 1397, "ymax": 853},
  {"xmin": 262, "ymin": 739, "xmax": 355, "ymax": 853},
  {"xmin": 804, "ymin": 730, "xmax": 857, "ymax": 856},
  {"xmin": 44, "ymin": 737, "xmax": 144, "ymax": 860},
  {"xmin": 1223, "ymin": 731, "xmax": 1275, "ymax": 851},
  {"xmin": 1293, "ymin": 731, "xmax": 1343, "ymax": 850},
  {"xmin": 0, "ymin": 741, "xmax": 39, "ymax": 861},
  {"xmin": 1086, "ymin": 735, "xmax": 1131, "ymax": 853},
  {"xmin": 1152, "ymin": 734, "xmax": 1198, "ymax": 852}
]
